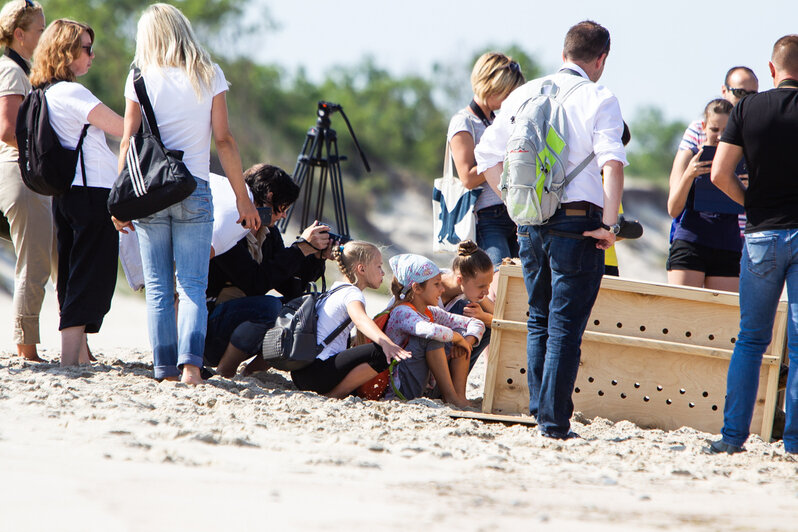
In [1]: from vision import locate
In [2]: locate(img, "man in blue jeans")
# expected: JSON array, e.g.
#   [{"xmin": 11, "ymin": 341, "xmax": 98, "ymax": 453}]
[
  {"xmin": 474, "ymin": 20, "xmax": 626, "ymax": 439},
  {"xmin": 710, "ymin": 35, "xmax": 798, "ymax": 454}
]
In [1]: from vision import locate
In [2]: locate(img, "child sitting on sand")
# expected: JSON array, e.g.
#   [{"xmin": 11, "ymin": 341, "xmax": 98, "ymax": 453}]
[
  {"xmin": 289, "ymin": 241, "xmax": 411, "ymax": 398},
  {"xmin": 384, "ymin": 254, "xmax": 485, "ymax": 409},
  {"xmin": 438, "ymin": 241, "xmax": 495, "ymax": 372}
]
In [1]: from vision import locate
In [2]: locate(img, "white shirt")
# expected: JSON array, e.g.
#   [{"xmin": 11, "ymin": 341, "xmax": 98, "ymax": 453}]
[
  {"xmin": 124, "ymin": 64, "xmax": 229, "ymax": 182},
  {"xmin": 474, "ymin": 62, "xmax": 627, "ymax": 207},
  {"xmin": 315, "ymin": 281, "xmax": 364, "ymax": 361},
  {"xmin": 208, "ymin": 172, "xmax": 253, "ymax": 256},
  {"xmin": 45, "ymin": 82, "xmax": 118, "ymax": 189}
]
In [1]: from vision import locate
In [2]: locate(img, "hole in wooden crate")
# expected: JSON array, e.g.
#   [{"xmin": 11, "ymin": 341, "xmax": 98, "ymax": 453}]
[
  {"xmin": 634, "ymin": 382, "xmax": 640, "ymax": 388},
  {"xmin": 662, "ymin": 328, "xmax": 669, "ymax": 334},
  {"xmin": 712, "ymin": 405, "xmax": 718, "ymax": 411},
  {"xmin": 708, "ymin": 334, "xmax": 715, "ymax": 340},
  {"xmin": 679, "ymin": 388, "xmax": 686, "ymax": 394},
  {"xmin": 639, "ymin": 325, "xmax": 646, "ymax": 332},
  {"xmin": 593, "ymin": 319, "xmax": 600, "ymax": 326},
  {"xmin": 689, "ymin": 402, "xmax": 695, "ymax": 408},
  {"xmin": 598, "ymin": 390, "xmax": 604, "ymax": 396},
  {"xmin": 702, "ymin": 391, "xmax": 709, "ymax": 398},
  {"xmin": 519, "ymin": 368, "xmax": 526, "ymax": 374},
  {"xmin": 656, "ymin": 385, "xmax": 663, "ymax": 391},
  {"xmin": 616, "ymin": 322, "xmax": 623, "ymax": 328},
  {"xmin": 575, "ymin": 387, "xmax": 581, "ymax": 393},
  {"xmin": 507, "ymin": 378, "xmax": 513, "ymax": 385},
  {"xmin": 666, "ymin": 399, "xmax": 672, "ymax": 405},
  {"xmin": 611, "ymin": 380, "xmax": 618, "ymax": 386},
  {"xmin": 588, "ymin": 377, "xmax": 595, "ymax": 383},
  {"xmin": 731, "ymin": 337, "xmax": 737, "ymax": 344},
  {"xmin": 643, "ymin": 396, "xmax": 650, "ymax": 402},
  {"xmin": 620, "ymin": 393, "xmax": 627, "ymax": 399},
  {"xmin": 685, "ymin": 331, "xmax": 692, "ymax": 338}
]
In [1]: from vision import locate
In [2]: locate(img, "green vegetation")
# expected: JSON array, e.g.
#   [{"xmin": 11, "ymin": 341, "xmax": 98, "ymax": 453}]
[{"xmin": 626, "ymin": 106, "xmax": 686, "ymax": 183}]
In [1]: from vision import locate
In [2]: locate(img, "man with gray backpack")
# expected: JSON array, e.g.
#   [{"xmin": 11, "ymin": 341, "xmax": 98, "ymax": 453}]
[{"xmin": 475, "ymin": 20, "xmax": 627, "ymax": 440}]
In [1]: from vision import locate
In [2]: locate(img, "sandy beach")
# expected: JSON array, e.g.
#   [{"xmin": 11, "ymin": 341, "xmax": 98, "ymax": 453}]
[{"xmin": 1, "ymin": 284, "xmax": 797, "ymax": 531}]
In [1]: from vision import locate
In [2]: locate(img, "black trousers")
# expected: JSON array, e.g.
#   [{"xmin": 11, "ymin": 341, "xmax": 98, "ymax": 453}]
[
  {"xmin": 291, "ymin": 343, "xmax": 389, "ymax": 394},
  {"xmin": 53, "ymin": 186, "xmax": 118, "ymax": 333}
]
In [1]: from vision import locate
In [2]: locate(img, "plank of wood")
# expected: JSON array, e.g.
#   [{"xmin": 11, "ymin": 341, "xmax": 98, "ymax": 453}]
[{"xmin": 449, "ymin": 410, "xmax": 537, "ymax": 426}]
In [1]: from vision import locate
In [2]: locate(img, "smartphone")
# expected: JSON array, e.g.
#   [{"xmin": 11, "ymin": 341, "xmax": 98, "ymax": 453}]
[{"xmin": 241, "ymin": 205, "xmax": 272, "ymax": 228}]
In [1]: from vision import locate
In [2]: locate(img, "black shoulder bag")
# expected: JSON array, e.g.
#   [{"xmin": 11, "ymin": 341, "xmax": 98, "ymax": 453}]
[{"xmin": 107, "ymin": 67, "xmax": 197, "ymax": 222}]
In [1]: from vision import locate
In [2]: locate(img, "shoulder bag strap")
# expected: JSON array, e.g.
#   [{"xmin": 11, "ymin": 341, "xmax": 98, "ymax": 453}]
[{"xmin": 130, "ymin": 67, "xmax": 161, "ymax": 140}]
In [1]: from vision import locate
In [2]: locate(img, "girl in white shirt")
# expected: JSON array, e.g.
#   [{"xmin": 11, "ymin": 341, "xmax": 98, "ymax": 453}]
[
  {"xmin": 30, "ymin": 19, "xmax": 123, "ymax": 366},
  {"xmin": 291, "ymin": 241, "xmax": 410, "ymax": 397}
]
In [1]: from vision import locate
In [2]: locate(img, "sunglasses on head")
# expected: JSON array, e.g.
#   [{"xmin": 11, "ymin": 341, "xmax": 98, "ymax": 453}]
[
  {"xmin": 726, "ymin": 86, "xmax": 757, "ymax": 98},
  {"xmin": 23, "ymin": 0, "xmax": 34, "ymax": 8}
]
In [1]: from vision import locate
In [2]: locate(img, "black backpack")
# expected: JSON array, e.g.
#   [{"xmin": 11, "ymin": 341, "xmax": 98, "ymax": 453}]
[
  {"xmin": 16, "ymin": 82, "xmax": 89, "ymax": 196},
  {"xmin": 261, "ymin": 284, "xmax": 353, "ymax": 371}
]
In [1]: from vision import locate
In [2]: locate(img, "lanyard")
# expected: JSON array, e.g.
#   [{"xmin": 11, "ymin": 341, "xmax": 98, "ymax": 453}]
[
  {"xmin": 469, "ymin": 99, "xmax": 494, "ymax": 127},
  {"xmin": 3, "ymin": 48, "xmax": 30, "ymax": 76}
]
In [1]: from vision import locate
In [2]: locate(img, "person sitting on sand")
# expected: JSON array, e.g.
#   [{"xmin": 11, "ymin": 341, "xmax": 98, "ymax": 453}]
[
  {"xmin": 204, "ymin": 163, "xmax": 332, "ymax": 373},
  {"xmin": 383, "ymin": 253, "xmax": 485, "ymax": 409},
  {"xmin": 438, "ymin": 240, "xmax": 494, "ymax": 373}
]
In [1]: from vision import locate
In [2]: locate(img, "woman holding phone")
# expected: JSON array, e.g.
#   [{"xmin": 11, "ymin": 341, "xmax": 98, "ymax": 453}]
[{"xmin": 666, "ymin": 98, "xmax": 742, "ymax": 291}]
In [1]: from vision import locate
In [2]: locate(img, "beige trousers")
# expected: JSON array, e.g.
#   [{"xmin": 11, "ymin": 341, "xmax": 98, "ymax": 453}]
[{"xmin": 0, "ymin": 161, "xmax": 57, "ymax": 344}]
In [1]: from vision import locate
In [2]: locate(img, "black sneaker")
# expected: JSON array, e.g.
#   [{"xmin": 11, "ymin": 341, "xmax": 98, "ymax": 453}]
[
  {"xmin": 539, "ymin": 428, "xmax": 580, "ymax": 440},
  {"xmin": 708, "ymin": 439, "xmax": 744, "ymax": 454}
]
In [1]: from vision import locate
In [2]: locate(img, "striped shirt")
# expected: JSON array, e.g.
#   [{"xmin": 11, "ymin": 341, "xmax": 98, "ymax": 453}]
[{"xmin": 678, "ymin": 118, "xmax": 706, "ymax": 152}]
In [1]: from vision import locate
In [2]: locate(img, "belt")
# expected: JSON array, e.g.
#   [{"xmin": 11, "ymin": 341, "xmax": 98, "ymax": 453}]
[{"xmin": 558, "ymin": 201, "xmax": 602, "ymax": 217}]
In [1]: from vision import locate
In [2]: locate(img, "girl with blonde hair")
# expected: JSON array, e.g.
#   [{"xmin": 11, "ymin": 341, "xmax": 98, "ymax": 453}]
[
  {"xmin": 448, "ymin": 52, "xmax": 525, "ymax": 266},
  {"xmin": 113, "ymin": 3, "xmax": 259, "ymax": 384},
  {"xmin": 0, "ymin": 0, "xmax": 49, "ymax": 361},
  {"xmin": 30, "ymin": 19, "xmax": 124, "ymax": 365}
]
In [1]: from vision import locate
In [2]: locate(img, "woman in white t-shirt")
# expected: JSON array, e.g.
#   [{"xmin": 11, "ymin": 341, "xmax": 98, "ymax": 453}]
[
  {"xmin": 290, "ymin": 241, "xmax": 410, "ymax": 397},
  {"xmin": 448, "ymin": 52, "xmax": 524, "ymax": 266},
  {"xmin": 113, "ymin": 4, "xmax": 258, "ymax": 384},
  {"xmin": 30, "ymin": 19, "xmax": 123, "ymax": 366}
]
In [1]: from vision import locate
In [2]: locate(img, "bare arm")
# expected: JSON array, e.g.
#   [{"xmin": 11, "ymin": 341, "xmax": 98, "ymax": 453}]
[
  {"xmin": 110, "ymin": 99, "xmax": 143, "ymax": 232},
  {"xmin": 87, "ymin": 103, "xmax": 123, "ymax": 138},
  {"xmin": 482, "ymin": 163, "xmax": 503, "ymax": 198},
  {"xmin": 667, "ymin": 148, "xmax": 711, "ymax": 218},
  {"xmin": 211, "ymin": 91, "xmax": 259, "ymax": 231},
  {"xmin": 0, "ymin": 94, "xmax": 22, "ymax": 148},
  {"xmin": 450, "ymin": 131, "xmax": 486, "ymax": 189},
  {"xmin": 710, "ymin": 142, "xmax": 745, "ymax": 205},
  {"xmin": 346, "ymin": 300, "xmax": 411, "ymax": 362},
  {"xmin": 583, "ymin": 160, "xmax": 624, "ymax": 249}
]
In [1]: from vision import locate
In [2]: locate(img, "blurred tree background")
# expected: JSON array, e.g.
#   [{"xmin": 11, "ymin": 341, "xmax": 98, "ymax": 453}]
[{"xmin": 38, "ymin": 0, "xmax": 682, "ymax": 228}]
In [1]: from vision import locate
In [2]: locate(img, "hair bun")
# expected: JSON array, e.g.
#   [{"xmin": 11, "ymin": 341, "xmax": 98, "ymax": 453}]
[{"xmin": 457, "ymin": 240, "xmax": 478, "ymax": 257}]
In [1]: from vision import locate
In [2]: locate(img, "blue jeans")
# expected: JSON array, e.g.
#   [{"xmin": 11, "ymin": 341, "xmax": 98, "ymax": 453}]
[
  {"xmin": 204, "ymin": 295, "xmax": 283, "ymax": 366},
  {"xmin": 517, "ymin": 211, "xmax": 604, "ymax": 436},
  {"xmin": 134, "ymin": 180, "xmax": 213, "ymax": 379},
  {"xmin": 476, "ymin": 204, "xmax": 519, "ymax": 267},
  {"xmin": 721, "ymin": 230, "xmax": 798, "ymax": 453}
]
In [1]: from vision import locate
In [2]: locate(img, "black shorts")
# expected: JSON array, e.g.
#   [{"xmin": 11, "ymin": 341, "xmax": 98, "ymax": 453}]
[
  {"xmin": 291, "ymin": 343, "xmax": 389, "ymax": 395},
  {"xmin": 666, "ymin": 239, "xmax": 741, "ymax": 277}
]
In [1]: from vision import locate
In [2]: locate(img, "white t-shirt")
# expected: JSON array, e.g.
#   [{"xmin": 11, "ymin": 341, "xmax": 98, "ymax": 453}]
[
  {"xmin": 208, "ymin": 172, "xmax": 253, "ymax": 255},
  {"xmin": 45, "ymin": 82, "xmax": 118, "ymax": 189},
  {"xmin": 124, "ymin": 64, "xmax": 228, "ymax": 182},
  {"xmin": 446, "ymin": 108, "xmax": 502, "ymax": 211},
  {"xmin": 315, "ymin": 281, "xmax": 364, "ymax": 361}
]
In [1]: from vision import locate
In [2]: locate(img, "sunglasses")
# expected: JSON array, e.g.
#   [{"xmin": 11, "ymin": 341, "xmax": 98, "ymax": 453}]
[
  {"xmin": 23, "ymin": 0, "xmax": 34, "ymax": 7},
  {"xmin": 725, "ymin": 86, "xmax": 757, "ymax": 98},
  {"xmin": 81, "ymin": 44, "xmax": 93, "ymax": 55}
]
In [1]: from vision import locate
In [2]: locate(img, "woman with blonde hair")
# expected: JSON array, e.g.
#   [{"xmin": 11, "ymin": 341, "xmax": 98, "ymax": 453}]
[
  {"xmin": 30, "ymin": 19, "xmax": 123, "ymax": 365},
  {"xmin": 114, "ymin": 3, "xmax": 258, "ymax": 384},
  {"xmin": 448, "ymin": 52, "xmax": 525, "ymax": 266},
  {"xmin": 0, "ymin": 0, "xmax": 48, "ymax": 361}
]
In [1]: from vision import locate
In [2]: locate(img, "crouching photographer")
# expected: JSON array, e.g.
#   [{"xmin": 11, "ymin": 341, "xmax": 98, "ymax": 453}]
[{"xmin": 204, "ymin": 163, "xmax": 333, "ymax": 375}]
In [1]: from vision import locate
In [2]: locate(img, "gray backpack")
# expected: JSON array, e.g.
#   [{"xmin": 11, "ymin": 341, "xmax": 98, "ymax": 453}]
[{"xmin": 500, "ymin": 72, "xmax": 596, "ymax": 225}]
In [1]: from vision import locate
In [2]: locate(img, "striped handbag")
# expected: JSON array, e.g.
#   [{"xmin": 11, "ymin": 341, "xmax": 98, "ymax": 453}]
[{"xmin": 107, "ymin": 67, "xmax": 196, "ymax": 222}]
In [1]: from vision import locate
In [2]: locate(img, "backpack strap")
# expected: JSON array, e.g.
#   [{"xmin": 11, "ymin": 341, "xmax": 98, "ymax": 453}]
[
  {"xmin": 76, "ymin": 124, "xmax": 90, "ymax": 187},
  {"xmin": 316, "ymin": 283, "xmax": 356, "ymax": 348},
  {"xmin": 551, "ymin": 72, "xmax": 596, "ymax": 189},
  {"xmin": 130, "ymin": 67, "xmax": 161, "ymax": 140}
]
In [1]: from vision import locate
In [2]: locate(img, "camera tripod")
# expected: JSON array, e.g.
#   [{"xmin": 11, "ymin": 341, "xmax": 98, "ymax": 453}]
[{"xmin": 278, "ymin": 101, "xmax": 370, "ymax": 239}]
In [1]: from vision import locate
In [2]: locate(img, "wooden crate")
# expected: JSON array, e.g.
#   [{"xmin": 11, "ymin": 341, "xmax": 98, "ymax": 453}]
[{"xmin": 483, "ymin": 264, "xmax": 786, "ymax": 440}]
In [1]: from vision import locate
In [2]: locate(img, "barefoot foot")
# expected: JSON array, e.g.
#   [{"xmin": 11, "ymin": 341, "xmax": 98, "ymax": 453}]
[
  {"xmin": 17, "ymin": 344, "xmax": 45, "ymax": 362},
  {"xmin": 180, "ymin": 364, "xmax": 204, "ymax": 385}
]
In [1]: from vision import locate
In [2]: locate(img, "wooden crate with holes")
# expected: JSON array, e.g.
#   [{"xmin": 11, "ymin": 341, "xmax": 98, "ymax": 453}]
[{"xmin": 483, "ymin": 264, "xmax": 787, "ymax": 440}]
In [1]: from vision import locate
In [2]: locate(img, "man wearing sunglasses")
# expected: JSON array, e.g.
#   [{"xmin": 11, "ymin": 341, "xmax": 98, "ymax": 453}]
[{"xmin": 679, "ymin": 66, "xmax": 759, "ymax": 153}]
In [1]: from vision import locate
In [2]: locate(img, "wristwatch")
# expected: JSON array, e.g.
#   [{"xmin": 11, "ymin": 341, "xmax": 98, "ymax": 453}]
[{"xmin": 601, "ymin": 222, "xmax": 621, "ymax": 235}]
